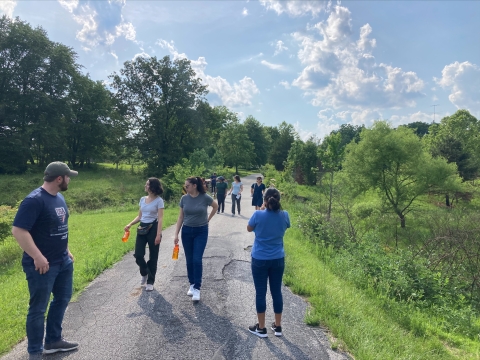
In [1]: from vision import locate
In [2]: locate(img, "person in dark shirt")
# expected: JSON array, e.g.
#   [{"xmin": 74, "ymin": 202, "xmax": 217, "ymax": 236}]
[
  {"xmin": 210, "ymin": 172, "xmax": 217, "ymax": 194},
  {"xmin": 12, "ymin": 162, "xmax": 79, "ymax": 358},
  {"xmin": 251, "ymin": 176, "xmax": 266, "ymax": 210},
  {"xmin": 215, "ymin": 176, "xmax": 228, "ymax": 213}
]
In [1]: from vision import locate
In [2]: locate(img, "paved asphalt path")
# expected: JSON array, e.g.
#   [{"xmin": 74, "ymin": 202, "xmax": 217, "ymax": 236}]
[{"xmin": 3, "ymin": 174, "xmax": 349, "ymax": 360}]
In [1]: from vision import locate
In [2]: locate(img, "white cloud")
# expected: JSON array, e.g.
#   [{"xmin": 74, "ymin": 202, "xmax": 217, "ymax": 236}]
[
  {"xmin": 242, "ymin": 7, "xmax": 248, "ymax": 16},
  {"xmin": 279, "ymin": 81, "xmax": 291, "ymax": 89},
  {"xmin": 58, "ymin": 0, "xmax": 136, "ymax": 47},
  {"xmin": 158, "ymin": 39, "xmax": 259, "ymax": 107},
  {"xmin": 132, "ymin": 52, "xmax": 150, "ymax": 60},
  {"xmin": 260, "ymin": 0, "xmax": 328, "ymax": 17},
  {"xmin": 292, "ymin": 5, "xmax": 425, "ymax": 110},
  {"xmin": 58, "ymin": 0, "xmax": 78, "ymax": 13},
  {"xmin": 273, "ymin": 40, "xmax": 288, "ymax": 56},
  {"xmin": 261, "ymin": 60, "xmax": 285, "ymax": 71},
  {"xmin": 0, "ymin": 0, "xmax": 17, "ymax": 17},
  {"xmin": 294, "ymin": 122, "xmax": 315, "ymax": 141},
  {"xmin": 110, "ymin": 51, "xmax": 118, "ymax": 60},
  {"xmin": 434, "ymin": 61, "xmax": 480, "ymax": 116},
  {"xmin": 389, "ymin": 111, "xmax": 433, "ymax": 127}
]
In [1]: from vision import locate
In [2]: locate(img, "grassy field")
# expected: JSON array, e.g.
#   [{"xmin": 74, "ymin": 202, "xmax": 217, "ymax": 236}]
[{"xmin": 283, "ymin": 225, "xmax": 480, "ymax": 360}]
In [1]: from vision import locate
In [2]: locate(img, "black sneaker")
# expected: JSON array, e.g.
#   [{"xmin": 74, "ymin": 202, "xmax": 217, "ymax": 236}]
[
  {"xmin": 248, "ymin": 323, "xmax": 268, "ymax": 338},
  {"xmin": 43, "ymin": 338, "xmax": 78, "ymax": 354},
  {"xmin": 271, "ymin": 322, "xmax": 282, "ymax": 337}
]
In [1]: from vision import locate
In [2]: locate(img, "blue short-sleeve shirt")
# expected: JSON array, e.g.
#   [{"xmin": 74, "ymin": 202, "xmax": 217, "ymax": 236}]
[{"xmin": 248, "ymin": 209, "xmax": 290, "ymax": 260}]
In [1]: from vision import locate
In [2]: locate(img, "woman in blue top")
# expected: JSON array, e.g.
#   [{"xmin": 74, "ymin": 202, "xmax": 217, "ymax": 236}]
[
  {"xmin": 125, "ymin": 178, "xmax": 164, "ymax": 292},
  {"xmin": 227, "ymin": 175, "xmax": 243, "ymax": 216},
  {"xmin": 250, "ymin": 176, "xmax": 266, "ymax": 210},
  {"xmin": 247, "ymin": 188, "xmax": 290, "ymax": 338}
]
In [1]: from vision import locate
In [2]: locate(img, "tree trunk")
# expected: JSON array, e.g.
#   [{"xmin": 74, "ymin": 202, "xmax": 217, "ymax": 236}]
[
  {"xmin": 400, "ymin": 214, "xmax": 406, "ymax": 228},
  {"xmin": 445, "ymin": 193, "xmax": 450, "ymax": 207}
]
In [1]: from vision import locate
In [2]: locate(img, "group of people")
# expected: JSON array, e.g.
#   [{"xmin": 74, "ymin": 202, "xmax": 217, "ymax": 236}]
[
  {"xmin": 11, "ymin": 162, "xmax": 290, "ymax": 359},
  {"xmin": 209, "ymin": 173, "xmax": 267, "ymax": 216}
]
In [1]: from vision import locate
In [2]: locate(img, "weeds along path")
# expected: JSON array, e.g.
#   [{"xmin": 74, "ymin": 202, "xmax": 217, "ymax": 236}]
[{"xmin": 2, "ymin": 173, "xmax": 348, "ymax": 360}]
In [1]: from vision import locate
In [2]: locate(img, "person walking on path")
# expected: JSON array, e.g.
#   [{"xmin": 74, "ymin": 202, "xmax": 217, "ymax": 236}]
[
  {"xmin": 227, "ymin": 175, "xmax": 243, "ymax": 216},
  {"xmin": 174, "ymin": 176, "xmax": 218, "ymax": 301},
  {"xmin": 250, "ymin": 176, "xmax": 266, "ymax": 210},
  {"xmin": 247, "ymin": 188, "xmax": 290, "ymax": 338},
  {"xmin": 215, "ymin": 176, "xmax": 228, "ymax": 213},
  {"xmin": 210, "ymin": 172, "xmax": 217, "ymax": 195},
  {"xmin": 124, "ymin": 178, "xmax": 164, "ymax": 292},
  {"xmin": 11, "ymin": 162, "xmax": 79, "ymax": 359}
]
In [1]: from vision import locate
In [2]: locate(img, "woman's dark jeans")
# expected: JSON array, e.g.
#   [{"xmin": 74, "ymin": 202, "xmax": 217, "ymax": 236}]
[
  {"xmin": 217, "ymin": 193, "xmax": 226, "ymax": 212},
  {"xmin": 182, "ymin": 224, "xmax": 208, "ymax": 290},
  {"xmin": 251, "ymin": 257, "xmax": 285, "ymax": 314},
  {"xmin": 134, "ymin": 221, "xmax": 160, "ymax": 285},
  {"xmin": 231, "ymin": 194, "xmax": 241, "ymax": 214},
  {"xmin": 23, "ymin": 256, "xmax": 73, "ymax": 354}
]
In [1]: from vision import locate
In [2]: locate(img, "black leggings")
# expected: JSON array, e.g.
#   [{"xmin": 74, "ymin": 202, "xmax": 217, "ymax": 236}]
[
  {"xmin": 217, "ymin": 193, "xmax": 226, "ymax": 212},
  {"xmin": 134, "ymin": 221, "xmax": 160, "ymax": 285}
]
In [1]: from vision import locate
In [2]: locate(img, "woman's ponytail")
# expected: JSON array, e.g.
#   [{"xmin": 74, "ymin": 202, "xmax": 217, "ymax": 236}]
[{"xmin": 264, "ymin": 188, "xmax": 281, "ymax": 211}]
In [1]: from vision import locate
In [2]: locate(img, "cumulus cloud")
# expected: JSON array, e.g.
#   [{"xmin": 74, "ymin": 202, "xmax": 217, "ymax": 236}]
[
  {"xmin": 292, "ymin": 5, "xmax": 425, "ymax": 110},
  {"xmin": 279, "ymin": 80, "xmax": 291, "ymax": 89},
  {"xmin": 434, "ymin": 61, "xmax": 480, "ymax": 116},
  {"xmin": 261, "ymin": 60, "xmax": 285, "ymax": 71},
  {"xmin": 242, "ymin": 7, "xmax": 248, "ymax": 16},
  {"xmin": 273, "ymin": 40, "xmax": 288, "ymax": 56},
  {"xmin": 260, "ymin": 0, "xmax": 328, "ymax": 17},
  {"xmin": 389, "ymin": 111, "xmax": 433, "ymax": 127},
  {"xmin": 157, "ymin": 39, "xmax": 259, "ymax": 107},
  {"xmin": 57, "ymin": 0, "xmax": 136, "ymax": 47},
  {"xmin": 0, "ymin": 0, "xmax": 17, "ymax": 17}
]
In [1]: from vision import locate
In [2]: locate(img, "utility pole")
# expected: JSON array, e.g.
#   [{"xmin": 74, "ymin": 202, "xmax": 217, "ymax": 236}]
[{"xmin": 431, "ymin": 104, "xmax": 439, "ymax": 123}]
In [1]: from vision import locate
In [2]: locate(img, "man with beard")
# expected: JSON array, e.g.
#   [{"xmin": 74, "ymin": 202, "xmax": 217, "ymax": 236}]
[{"xmin": 12, "ymin": 162, "xmax": 79, "ymax": 359}]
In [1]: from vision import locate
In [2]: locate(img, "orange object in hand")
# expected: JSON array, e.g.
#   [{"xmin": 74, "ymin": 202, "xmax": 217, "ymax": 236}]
[
  {"xmin": 122, "ymin": 230, "xmax": 130, "ymax": 243},
  {"xmin": 172, "ymin": 244, "xmax": 179, "ymax": 260}
]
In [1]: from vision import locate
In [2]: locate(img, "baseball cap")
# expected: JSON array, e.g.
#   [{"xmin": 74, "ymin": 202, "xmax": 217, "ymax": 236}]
[{"xmin": 44, "ymin": 162, "xmax": 78, "ymax": 180}]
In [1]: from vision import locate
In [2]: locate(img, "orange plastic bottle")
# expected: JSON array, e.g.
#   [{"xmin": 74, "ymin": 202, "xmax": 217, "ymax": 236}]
[
  {"xmin": 122, "ymin": 230, "xmax": 130, "ymax": 243},
  {"xmin": 172, "ymin": 244, "xmax": 179, "ymax": 260}
]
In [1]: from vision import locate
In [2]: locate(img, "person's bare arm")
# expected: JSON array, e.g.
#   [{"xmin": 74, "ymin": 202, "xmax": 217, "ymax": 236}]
[
  {"xmin": 155, "ymin": 208, "xmax": 164, "ymax": 245},
  {"xmin": 247, "ymin": 225, "xmax": 254, "ymax": 232},
  {"xmin": 12, "ymin": 226, "xmax": 49, "ymax": 274},
  {"xmin": 208, "ymin": 201, "xmax": 218, "ymax": 222},
  {"xmin": 125, "ymin": 209, "xmax": 142, "ymax": 231},
  {"xmin": 174, "ymin": 208, "xmax": 184, "ymax": 245}
]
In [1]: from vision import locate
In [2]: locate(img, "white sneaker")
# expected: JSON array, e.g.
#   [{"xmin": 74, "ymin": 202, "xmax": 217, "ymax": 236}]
[
  {"xmin": 187, "ymin": 284, "xmax": 194, "ymax": 296},
  {"xmin": 192, "ymin": 288, "xmax": 200, "ymax": 301},
  {"xmin": 141, "ymin": 275, "xmax": 147, "ymax": 286},
  {"xmin": 145, "ymin": 284, "xmax": 154, "ymax": 291}
]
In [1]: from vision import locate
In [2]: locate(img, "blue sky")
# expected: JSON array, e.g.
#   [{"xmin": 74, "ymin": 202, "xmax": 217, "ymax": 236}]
[{"xmin": 2, "ymin": 0, "xmax": 479, "ymax": 139}]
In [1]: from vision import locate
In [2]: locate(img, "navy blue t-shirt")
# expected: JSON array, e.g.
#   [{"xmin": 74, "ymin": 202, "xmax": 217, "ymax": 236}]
[{"xmin": 13, "ymin": 187, "xmax": 70, "ymax": 266}]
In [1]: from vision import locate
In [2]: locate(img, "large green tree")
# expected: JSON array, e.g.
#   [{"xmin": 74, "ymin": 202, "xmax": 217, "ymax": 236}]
[
  {"xmin": 217, "ymin": 118, "xmax": 254, "ymax": 174},
  {"xmin": 343, "ymin": 121, "xmax": 461, "ymax": 227},
  {"xmin": 244, "ymin": 115, "xmax": 271, "ymax": 168},
  {"xmin": 286, "ymin": 137, "xmax": 319, "ymax": 185},
  {"xmin": 110, "ymin": 55, "xmax": 208, "ymax": 175},
  {"xmin": 268, "ymin": 121, "xmax": 297, "ymax": 170},
  {"xmin": 425, "ymin": 110, "xmax": 480, "ymax": 181}
]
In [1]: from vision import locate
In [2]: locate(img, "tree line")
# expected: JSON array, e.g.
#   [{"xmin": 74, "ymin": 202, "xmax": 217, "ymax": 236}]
[{"xmin": 0, "ymin": 16, "xmax": 297, "ymax": 175}]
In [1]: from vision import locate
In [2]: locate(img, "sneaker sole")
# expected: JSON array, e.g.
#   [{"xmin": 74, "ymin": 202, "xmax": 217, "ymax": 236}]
[
  {"xmin": 248, "ymin": 329, "xmax": 268, "ymax": 338},
  {"xmin": 43, "ymin": 345, "xmax": 78, "ymax": 354},
  {"xmin": 271, "ymin": 326, "xmax": 283, "ymax": 336}
]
